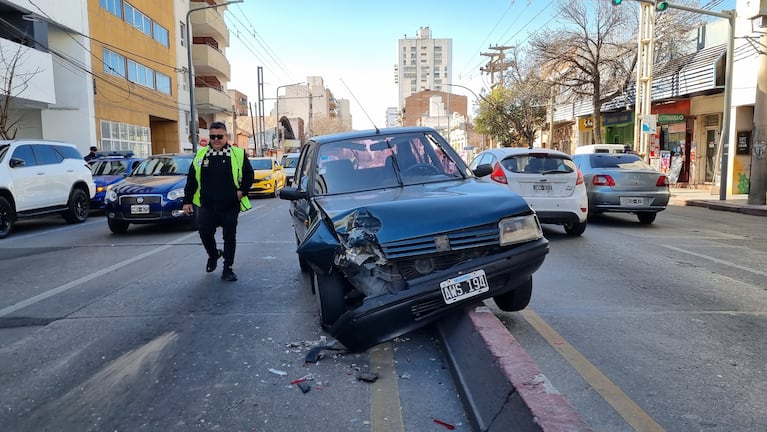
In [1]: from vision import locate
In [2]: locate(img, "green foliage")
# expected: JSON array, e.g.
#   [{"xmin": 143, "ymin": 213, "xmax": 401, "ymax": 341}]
[{"xmin": 474, "ymin": 79, "xmax": 548, "ymax": 148}]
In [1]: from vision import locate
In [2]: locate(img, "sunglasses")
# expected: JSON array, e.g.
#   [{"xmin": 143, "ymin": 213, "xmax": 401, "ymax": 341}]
[{"xmin": 209, "ymin": 134, "xmax": 226, "ymax": 140}]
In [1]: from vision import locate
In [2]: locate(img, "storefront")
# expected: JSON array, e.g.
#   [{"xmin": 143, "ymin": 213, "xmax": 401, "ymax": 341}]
[
  {"xmin": 603, "ymin": 111, "xmax": 635, "ymax": 146},
  {"xmin": 652, "ymin": 100, "xmax": 691, "ymax": 184}
]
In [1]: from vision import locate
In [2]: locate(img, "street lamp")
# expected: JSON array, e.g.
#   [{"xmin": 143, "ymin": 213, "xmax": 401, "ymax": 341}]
[
  {"xmin": 274, "ymin": 82, "xmax": 304, "ymax": 152},
  {"xmin": 443, "ymin": 83, "xmax": 487, "ymax": 151},
  {"xmin": 186, "ymin": 0, "xmax": 243, "ymax": 153}
]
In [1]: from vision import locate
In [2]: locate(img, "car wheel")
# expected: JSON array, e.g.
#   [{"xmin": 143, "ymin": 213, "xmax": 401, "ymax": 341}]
[
  {"xmin": 311, "ymin": 269, "xmax": 347, "ymax": 330},
  {"xmin": 108, "ymin": 219, "xmax": 130, "ymax": 234},
  {"xmin": 493, "ymin": 277, "xmax": 533, "ymax": 312},
  {"xmin": 563, "ymin": 220, "xmax": 587, "ymax": 236},
  {"xmin": 0, "ymin": 196, "xmax": 17, "ymax": 239},
  {"xmin": 62, "ymin": 189, "xmax": 90, "ymax": 223},
  {"xmin": 637, "ymin": 212, "xmax": 657, "ymax": 224}
]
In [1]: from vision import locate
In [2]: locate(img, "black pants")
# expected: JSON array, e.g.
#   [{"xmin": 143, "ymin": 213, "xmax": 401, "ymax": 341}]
[{"xmin": 197, "ymin": 205, "xmax": 239, "ymax": 268}]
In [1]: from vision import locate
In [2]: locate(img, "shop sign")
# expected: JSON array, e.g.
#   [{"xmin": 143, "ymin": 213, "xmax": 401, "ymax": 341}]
[
  {"xmin": 578, "ymin": 117, "xmax": 594, "ymax": 131},
  {"xmin": 658, "ymin": 114, "xmax": 685, "ymax": 123},
  {"xmin": 602, "ymin": 111, "xmax": 634, "ymax": 126}
]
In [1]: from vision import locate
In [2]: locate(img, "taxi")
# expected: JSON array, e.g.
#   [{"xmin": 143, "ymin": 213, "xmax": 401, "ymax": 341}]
[{"xmin": 248, "ymin": 157, "xmax": 286, "ymax": 197}]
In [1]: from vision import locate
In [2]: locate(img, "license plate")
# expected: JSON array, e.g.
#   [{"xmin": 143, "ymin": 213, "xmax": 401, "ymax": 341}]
[
  {"xmin": 130, "ymin": 204, "xmax": 150, "ymax": 214},
  {"xmin": 620, "ymin": 197, "xmax": 645, "ymax": 206},
  {"xmin": 533, "ymin": 183, "xmax": 552, "ymax": 191},
  {"xmin": 440, "ymin": 269, "xmax": 489, "ymax": 304}
]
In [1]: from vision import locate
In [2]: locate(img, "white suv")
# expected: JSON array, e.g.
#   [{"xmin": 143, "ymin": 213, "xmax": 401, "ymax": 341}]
[{"xmin": 0, "ymin": 140, "xmax": 96, "ymax": 239}]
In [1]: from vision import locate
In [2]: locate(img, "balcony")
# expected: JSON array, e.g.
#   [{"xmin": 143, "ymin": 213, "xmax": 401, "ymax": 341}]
[
  {"xmin": 189, "ymin": 7, "xmax": 229, "ymax": 46},
  {"xmin": 195, "ymin": 87, "xmax": 231, "ymax": 113},
  {"xmin": 1, "ymin": 39, "xmax": 55, "ymax": 106},
  {"xmin": 192, "ymin": 43, "xmax": 231, "ymax": 81}
]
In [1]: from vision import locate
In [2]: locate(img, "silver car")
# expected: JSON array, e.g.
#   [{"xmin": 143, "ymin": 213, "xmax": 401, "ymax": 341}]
[{"xmin": 571, "ymin": 152, "xmax": 670, "ymax": 224}]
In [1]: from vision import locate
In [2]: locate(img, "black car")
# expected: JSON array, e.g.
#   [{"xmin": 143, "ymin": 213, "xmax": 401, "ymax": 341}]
[
  {"xmin": 104, "ymin": 154, "xmax": 197, "ymax": 233},
  {"xmin": 279, "ymin": 126, "xmax": 549, "ymax": 352}
]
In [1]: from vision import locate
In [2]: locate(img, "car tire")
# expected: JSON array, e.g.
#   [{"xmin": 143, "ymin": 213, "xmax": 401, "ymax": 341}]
[
  {"xmin": 311, "ymin": 269, "xmax": 347, "ymax": 330},
  {"xmin": 0, "ymin": 196, "xmax": 17, "ymax": 239},
  {"xmin": 637, "ymin": 212, "xmax": 657, "ymax": 224},
  {"xmin": 108, "ymin": 219, "xmax": 130, "ymax": 234},
  {"xmin": 493, "ymin": 277, "xmax": 533, "ymax": 312},
  {"xmin": 62, "ymin": 188, "xmax": 90, "ymax": 224},
  {"xmin": 563, "ymin": 220, "xmax": 587, "ymax": 236}
]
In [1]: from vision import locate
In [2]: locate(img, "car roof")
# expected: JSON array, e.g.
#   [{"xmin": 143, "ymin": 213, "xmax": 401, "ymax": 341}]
[
  {"xmin": 0, "ymin": 139, "xmax": 77, "ymax": 147},
  {"xmin": 310, "ymin": 126, "xmax": 441, "ymax": 144},
  {"xmin": 485, "ymin": 147, "xmax": 572, "ymax": 158}
]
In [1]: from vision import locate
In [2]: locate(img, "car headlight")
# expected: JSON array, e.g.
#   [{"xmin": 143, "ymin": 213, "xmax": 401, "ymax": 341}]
[
  {"xmin": 167, "ymin": 188, "xmax": 185, "ymax": 200},
  {"xmin": 105, "ymin": 189, "xmax": 117, "ymax": 202},
  {"xmin": 263, "ymin": 174, "xmax": 273, "ymax": 181},
  {"xmin": 498, "ymin": 214, "xmax": 543, "ymax": 246}
]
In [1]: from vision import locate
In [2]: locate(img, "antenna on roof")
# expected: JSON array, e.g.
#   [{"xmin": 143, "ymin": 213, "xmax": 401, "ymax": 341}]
[{"xmin": 340, "ymin": 78, "xmax": 379, "ymax": 133}]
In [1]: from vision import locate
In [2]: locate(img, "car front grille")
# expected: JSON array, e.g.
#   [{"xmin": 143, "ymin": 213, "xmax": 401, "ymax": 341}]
[
  {"xmin": 119, "ymin": 195, "xmax": 162, "ymax": 205},
  {"xmin": 380, "ymin": 223, "xmax": 499, "ymax": 259}
]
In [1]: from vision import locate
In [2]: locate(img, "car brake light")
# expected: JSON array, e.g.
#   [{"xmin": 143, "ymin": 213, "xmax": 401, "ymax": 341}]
[
  {"xmin": 490, "ymin": 162, "xmax": 507, "ymax": 184},
  {"xmin": 593, "ymin": 174, "xmax": 615, "ymax": 186},
  {"xmin": 657, "ymin": 175, "xmax": 669, "ymax": 187},
  {"xmin": 576, "ymin": 168, "xmax": 584, "ymax": 185}
]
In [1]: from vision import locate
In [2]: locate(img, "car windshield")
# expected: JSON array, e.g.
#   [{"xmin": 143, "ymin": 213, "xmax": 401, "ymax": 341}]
[
  {"xmin": 250, "ymin": 159, "xmax": 273, "ymax": 170},
  {"xmin": 501, "ymin": 154, "xmax": 575, "ymax": 174},
  {"xmin": 589, "ymin": 154, "xmax": 651, "ymax": 169},
  {"xmin": 132, "ymin": 157, "xmax": 192, "ymax": 176},
  {"xmin": 313, "ymin": 132, "xmax": 466, "ymax": 195},
  {"xmin": 90, "ymin": 159, "xmax": 128, "ymax": 176},
  {"xmin": 282, "ymin": 156, "xmax": 298, "ymax": 168}
]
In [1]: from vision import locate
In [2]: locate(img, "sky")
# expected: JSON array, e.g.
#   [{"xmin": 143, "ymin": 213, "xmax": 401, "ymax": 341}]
[{"xmin": 224, "ymin": 0, "xmax": 737, "ymax": 131}]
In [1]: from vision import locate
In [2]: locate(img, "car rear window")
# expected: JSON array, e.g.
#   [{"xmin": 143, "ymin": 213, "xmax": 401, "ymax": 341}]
[
  {"xmin": 53, "ymin": 144, "xmax": 83, "ymax": 160},
  {"xmin": 500, "ymin": 155, "xmax": 575, "ymax": 174},
  {"xmin": 589, "ymin": 154, "xmax": 650, "ymax": 169}
]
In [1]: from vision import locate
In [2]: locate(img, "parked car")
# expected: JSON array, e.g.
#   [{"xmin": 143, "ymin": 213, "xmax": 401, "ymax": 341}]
[
  {"xmin": 281, "ymin": 152, "xmax": 300, "ymax": 186},
  {"xmin": 89, "ymin": 153, "xmax": 144, "ymax": 209},
  {"xmin": 279, "ymin": 126, "xmax": 549, "ymax": 352},
  {"xmin": 573, "ymin": 144, "xmax": 629, "ymax": 154},
  {"xmin": 571, "ymin": 152, "xmax": 670, "ymax": 224},
  {"xmin": 104, "ymin": 154, "xmax": 197, "ymax": 233},
  {"xmin": 470, "ymin": 147, "xmax": 589, "ymax": 236},
  {"xmin": 0, "ymin": 139, "xmax": 95, "ymax": 239},
  {"xmin": 248, "ymin": 157, "xmax": 286, "ymax": 197}
]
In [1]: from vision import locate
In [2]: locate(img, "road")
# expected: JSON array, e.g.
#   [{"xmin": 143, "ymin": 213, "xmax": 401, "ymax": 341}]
[
  {"xmin": 0, "ymin": 201, "xmax": 469, "ymax": 432},
  {"xmin": 492, "ymin": 206, "xmax": 767, "ymax": 432},
  {"xmin": 1, "ymin": 200, "xmax": 764, "ymax": 432}
]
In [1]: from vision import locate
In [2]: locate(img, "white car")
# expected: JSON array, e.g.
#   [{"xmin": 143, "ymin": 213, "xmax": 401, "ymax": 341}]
[
  {"xmin": 470, "ymin": 147, "xmax": 589, "ymax": 236},
  {"xmin": 280, "ymin": 152, "xmax": 300, "ymax": 186},
  {"xmin": 0, "ymin": 140, "xmax": 96, "ymax": 239}
]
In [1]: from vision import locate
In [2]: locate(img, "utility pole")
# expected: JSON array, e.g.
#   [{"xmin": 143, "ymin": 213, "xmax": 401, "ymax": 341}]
[
  {"xmin": 748, "ymin": 3, "xmax": 767, "ymax": 205},
  {"xmin": 634, "ymin": 1, "xmax": 656, "ymax": 160},
  {"xmin": 480, "ymin": 45, "xmax": 514, "ymax": 88},
  {"xmin": 249, "ymin": 102, "xmax": 257, "ymax": 157}
]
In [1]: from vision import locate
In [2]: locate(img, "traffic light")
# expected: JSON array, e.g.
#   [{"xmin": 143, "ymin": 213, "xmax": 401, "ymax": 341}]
[
  {"xmin": 611, "ymin": 0, "xmax": 623, "ymax": 5},
  {"xmin": 656, "ymin": 1, "xmax": 669, "ymax": 11}
]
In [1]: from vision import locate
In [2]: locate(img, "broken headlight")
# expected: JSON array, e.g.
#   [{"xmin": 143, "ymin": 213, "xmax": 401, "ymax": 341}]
[{"xmin": 498, "ymin": 215, "xmax": 542, "ymax": 246}]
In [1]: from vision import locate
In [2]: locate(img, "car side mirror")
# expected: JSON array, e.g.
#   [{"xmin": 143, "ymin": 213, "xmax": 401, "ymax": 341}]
[
  {"xmin": 279, "ymin": 187, "xmax": 306, "ymax": 201},
  {"xmin": 472, "ymin": 163, "xmax": 493, "ymax": 177},
  {"xmin": 9, "ymin": 158, "xmax": 26, "ymax": 168}
]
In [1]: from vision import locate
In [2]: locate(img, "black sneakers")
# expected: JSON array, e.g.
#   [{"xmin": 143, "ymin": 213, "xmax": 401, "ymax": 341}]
[
  {"xmin": 206, "ymin": 249, "xmax": 223, "ymax": 273},
  {"xmin": 221, "ymin": 267, "xmax": 237, "ymax": 282}
]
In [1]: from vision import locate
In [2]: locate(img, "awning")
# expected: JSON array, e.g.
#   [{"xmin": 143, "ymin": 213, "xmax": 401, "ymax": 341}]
[{"xmin": 652, "ymin": 44, "xmax": 726, "ymax": 100}]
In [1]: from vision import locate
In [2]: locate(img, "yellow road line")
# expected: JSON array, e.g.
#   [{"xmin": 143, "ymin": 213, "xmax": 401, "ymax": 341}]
[
  {"xmin": 520, "ymin": 309, "xmax": 666, "ymax": 432},
  {"xmin": 370, "ymin": 342, "xmax": 405, "ymax": 432}
]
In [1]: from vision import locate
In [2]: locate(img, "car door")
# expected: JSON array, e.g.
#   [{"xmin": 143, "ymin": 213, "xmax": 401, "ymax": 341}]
[
  {"xmin": 33, "ymin": 144, "xmax": 69, "ymax": 207},
  {"xmin": 8, "ymin": 144, "xmax": 47, "ymax": 211},
  {"xmin": 289, "ymin": 142, "xmax": 318, "ymax": 243}
]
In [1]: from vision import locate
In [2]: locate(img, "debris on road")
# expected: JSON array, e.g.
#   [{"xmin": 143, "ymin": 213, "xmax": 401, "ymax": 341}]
[
  {"xmin": 356, "ymin": 370, "xmax": 378, "ymax": 383},
  {"xmin": 433, "ymin": 418, "xmax": 456, "ymax": 430},
  {"xmin": 267, "ymin": 368, "xmax": 287, "ymax": 376}
]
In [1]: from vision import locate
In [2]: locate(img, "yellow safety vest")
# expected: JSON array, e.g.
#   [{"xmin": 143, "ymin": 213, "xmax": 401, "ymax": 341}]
[{"xmin": 192, "ymin": 146, "xmax": 252, "ymax": 211}]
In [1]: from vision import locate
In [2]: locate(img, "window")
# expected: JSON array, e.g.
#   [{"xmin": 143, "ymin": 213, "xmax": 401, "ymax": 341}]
[
  {"xmin": 180, "ymin": 22, "xmax": 186, "ymax": 47},
  {"xmin": 127, "ymin": 60, "xmax": 155, "ymax": 88},
  {"xmin": 103, "ymin": 48, "xmax": 126, "ymax": 77},
  {"xmin": 100, "ymin": 0, "xmax": 122, "ymax": 18},
  {"xmin": 153, "ymin": 22, "xmax": 169, "ymax": 47},
  {"xmin": 156, "ymin": 72, "xmax": 171, "ymax": 95},
  {"xmin": 33, "ymin": 145, "xmax": 63, "ymax": 165},
  {"xmin": 12, "ymin": 145, "xmax": 37, "ymax": 167},
  {"xmin": 100, "ymin": 120, "xmax": 151, "ymax": 158}
]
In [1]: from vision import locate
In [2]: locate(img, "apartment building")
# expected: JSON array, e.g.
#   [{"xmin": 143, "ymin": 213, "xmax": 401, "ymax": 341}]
[{"xmin": 394, "ymin": 26, "xmax": 453, "ymax": 110}]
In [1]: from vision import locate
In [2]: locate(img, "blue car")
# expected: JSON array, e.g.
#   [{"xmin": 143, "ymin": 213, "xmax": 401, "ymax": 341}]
[
  {"xmin": 88, "ymin": 154, "xmax": 144, "ymax": 209},
  {"xmin": 104, "ymin": 154, "xmax": 197, "ymax": 233}
]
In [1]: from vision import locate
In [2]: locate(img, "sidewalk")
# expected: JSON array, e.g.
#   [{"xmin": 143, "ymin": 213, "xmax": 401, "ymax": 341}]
[{"xmin": 669, "ymin": 187, "xmax": 767, "ymax": 217}]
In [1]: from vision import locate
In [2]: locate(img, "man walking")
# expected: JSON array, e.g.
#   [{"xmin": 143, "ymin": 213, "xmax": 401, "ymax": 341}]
[{"xmin": 183, "ymin": 122, "xmax": 254, "ymax": 281}]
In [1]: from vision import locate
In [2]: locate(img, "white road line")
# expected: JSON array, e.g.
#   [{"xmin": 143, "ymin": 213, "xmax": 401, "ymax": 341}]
[
  {"xmin": 0, "ymin": 231, "xmax": 199, "ymax": 318},
  {"xmin": 660, "ymin": 244, "xmax": 767, "ymax": 277}
]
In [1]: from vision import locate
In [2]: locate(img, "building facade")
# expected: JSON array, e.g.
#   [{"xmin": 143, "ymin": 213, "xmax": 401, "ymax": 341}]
[{"xmin": 395, "ymin": 27, "xmax": 452, "ymax": 111}]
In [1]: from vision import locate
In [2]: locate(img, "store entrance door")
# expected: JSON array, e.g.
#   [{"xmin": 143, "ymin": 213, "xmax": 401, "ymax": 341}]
[{"xmin": 704, "ymin": 129, "xmax": 718, "ymax": 183}]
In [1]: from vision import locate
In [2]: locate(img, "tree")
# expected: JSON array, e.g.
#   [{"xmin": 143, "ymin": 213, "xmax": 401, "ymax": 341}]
[
  {"xmin": 0, "ymin": 42, "xmax": 39, "ymax": 140},
  {"xmin": 474, "ymin": 48, "xmax": 548, "ymax": 148}
]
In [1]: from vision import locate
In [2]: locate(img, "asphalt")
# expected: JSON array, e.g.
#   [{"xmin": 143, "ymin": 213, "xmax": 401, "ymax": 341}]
[{"xmin": 437, "ymin": 187, "xmax": 766, "ymax": 432}]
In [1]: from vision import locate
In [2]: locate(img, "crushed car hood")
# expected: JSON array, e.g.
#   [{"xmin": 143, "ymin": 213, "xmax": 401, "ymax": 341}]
[{"xmin": 315, "ymin": 180, "xmax": 533, "ymax": 243}]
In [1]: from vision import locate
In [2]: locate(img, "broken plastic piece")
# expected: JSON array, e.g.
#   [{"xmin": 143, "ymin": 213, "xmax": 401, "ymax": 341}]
[
  {"xmin": 268, "ymin": 368, "xmax": 287, "ymax": 376},
  {"xmin": 356, "ymin": 371, "xmax": 378, "ymax": 382},
  {"xmin": 296, "ymin": 381, "xmax": 312, "ymax": 393},
  {"xmin": 304, "ymin": 345, "xmax": 346, "ymax": 363},
  {"xmin": 433, "ymin": 418, "xmax": 456, "ymax": 430}
]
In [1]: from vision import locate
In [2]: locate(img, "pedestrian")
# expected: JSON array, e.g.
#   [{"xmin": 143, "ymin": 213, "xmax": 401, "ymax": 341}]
[
  {"xmin": 182, "ymin": 122, "xmax": 254, "ymax": 281},
  {"xmin": 84, "ymin": 146, "xmax": 98, "ymax": 162}
]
